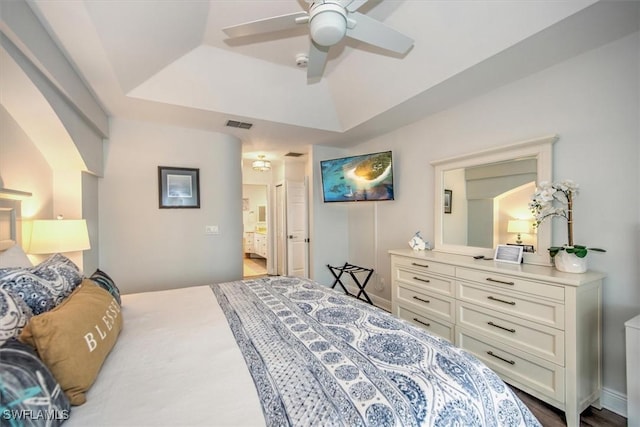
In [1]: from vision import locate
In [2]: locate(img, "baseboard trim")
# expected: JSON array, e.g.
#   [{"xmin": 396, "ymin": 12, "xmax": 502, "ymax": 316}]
[{"xmin": 601, "ymin": 387, "xmax": 627, "ymax": 417}]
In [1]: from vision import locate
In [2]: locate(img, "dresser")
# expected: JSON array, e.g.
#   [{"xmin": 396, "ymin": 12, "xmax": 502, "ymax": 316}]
[
  {"xmin": 389, "ymin": 248, "xmax": 604, "ymax": 427},
  {"xmin": 626, "ymin": 314, "xmax": 640, "ymax": 426}
]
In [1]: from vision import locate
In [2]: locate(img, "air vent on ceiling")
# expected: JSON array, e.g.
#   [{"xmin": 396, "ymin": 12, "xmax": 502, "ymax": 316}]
[
  {"xmin": 226, "ymin": 120, "xmax": 253, "ymax": 129},
  {"xmin": 284, "ymin": 152, "xmax": 304, "ymax": 157}
]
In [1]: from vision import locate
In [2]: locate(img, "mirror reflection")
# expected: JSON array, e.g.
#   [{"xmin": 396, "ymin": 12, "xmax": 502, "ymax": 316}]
[
  {"xmin": 433, "ymin": 135, "xmax": 555, "ymax": 265},
  {"xmin": 442, "ymin": 157, "xmax": 537, "ymax": 250}
]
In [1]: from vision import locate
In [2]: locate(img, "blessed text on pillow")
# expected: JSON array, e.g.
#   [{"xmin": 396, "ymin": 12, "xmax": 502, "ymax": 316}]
[{"xmin": 20, "ymin": 280, "xmax": 123, "ymax": 405}]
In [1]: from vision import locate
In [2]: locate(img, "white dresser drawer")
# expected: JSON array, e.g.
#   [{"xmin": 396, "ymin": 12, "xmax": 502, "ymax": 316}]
[
  {"xmin": 396, "ymin": 285, "xmax": 455, "ymax": 321},
  {"xmin": 393, "ymin": 256, "xmax": 456, "ymax": 277},
  {"xmin": 456, "ymin": 328, "xmax": 565, "ymax": 403},
  {"xmin": 398, "ymin": 305, "xmax": 454, "ymax": 342},
  {"xmin": 395, "ymin": 267, "xmax": 455, "ymax": 296},
  {"xmin": 456, "ymin": 302, "xmax": 564, "ymax": 364},
  {"xmin": 390, "ymin": 248, "xmax": 604, "ymax": 427},
  {"xmin": 457, "ymin": 267, "xmax": 565, "ymax": 302},
  {"xmin": 457, "ymin": 281, "xmax": 565, "ymax": 329}
]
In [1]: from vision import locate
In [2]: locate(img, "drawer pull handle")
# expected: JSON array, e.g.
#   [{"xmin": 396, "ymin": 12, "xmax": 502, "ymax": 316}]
[
  {"xmin": 488, "ymin": 321, "xmax": 516, "ymax": 333},
  {"xmin": 487, "ymin": 296, "xmax": 516, "ymax": 306},
  {"xmin": 412, "ymin": 296, "xmax": 430, "ymax": 304},
  {"xmin": 411, "ymin": 262, "xmax": 429, "ymax": 268},
  {"xmin": 413, "ymin": 318, "xmax": 431, "ymax": 327},
  {"xmin": 487, "ymin": 351, "xmax": 515, "ymax": 365},
  {"xmin": 486, "ymin": 277, "xmax": 515, "ymax": 285},
  {"xmin": 413, "ymin": 276, "xmax": 431, "ymax": 283}
]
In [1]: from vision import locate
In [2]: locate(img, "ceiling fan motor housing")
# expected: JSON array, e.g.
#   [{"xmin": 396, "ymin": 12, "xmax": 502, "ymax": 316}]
[{"xmin": 309, "ymin": 2, "xmax": 347, "ymax": 47}]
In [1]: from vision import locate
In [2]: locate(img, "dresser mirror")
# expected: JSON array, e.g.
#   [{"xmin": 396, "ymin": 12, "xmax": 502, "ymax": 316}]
[{"xmin": 432, "ymin": 135, "xmax": 557, "ymax": 265}]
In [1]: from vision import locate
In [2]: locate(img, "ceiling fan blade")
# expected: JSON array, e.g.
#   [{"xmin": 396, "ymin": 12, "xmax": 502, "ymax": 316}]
[
  {"xmin": 307, "ymin": 41, "xmax": 330, "ymax": 80},
  {"xmin": 223, "ymin": 11, "xmax": 308, "ymax": 38},
  {"xmin": 346, "ymin": 12, "xmax": 413, "ymax": 54},
  {"xmin": 343, "ymin": 0, "xmax": 369, "ymax": 12}
]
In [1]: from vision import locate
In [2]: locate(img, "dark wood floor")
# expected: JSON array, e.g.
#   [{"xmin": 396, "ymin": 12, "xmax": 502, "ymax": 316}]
[{"xmin": 513, "ymin": 387, "xmax": 627, "ymax": 426}]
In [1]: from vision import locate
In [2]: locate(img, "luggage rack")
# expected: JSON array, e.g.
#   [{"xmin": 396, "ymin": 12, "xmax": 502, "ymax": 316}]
[{"xmin": 327, "ymin": 262, "xmax": 374, "ymax": 305}]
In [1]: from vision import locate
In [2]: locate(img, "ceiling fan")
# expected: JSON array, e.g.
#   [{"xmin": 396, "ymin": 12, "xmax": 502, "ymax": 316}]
[{"xmin": 222, "ymin": 0, "xmax": 414, "ymax": 80}]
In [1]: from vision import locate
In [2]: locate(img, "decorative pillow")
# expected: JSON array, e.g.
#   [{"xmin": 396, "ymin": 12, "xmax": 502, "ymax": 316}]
[
  {"xmin": 29, "ymin": 253, "xmax": 83, "ymax": 301},
  {"xmin": 89, "ymin": 268, "xmax": 121, "ymax": 305},
  {"xmin": 0, "ymin": 269, "xmax": 57, "ymax": 315},
  {"xmin": 0, "ymin": 243, "xmax": 33, "ymax": 268},
  {"xmin": 0, "ymin": 254, "xmax": 83, "ymax": 314},
  {"xmin": 19, "ymin": 280, "xmax": 123, "ymax": 405},
  {"xmin": 0, "ymin": 287, "xmax": 33, "ymax": 346},
  {"xmin": 0, "ymin": 338, "xmax": 71, "ymax": 426}
]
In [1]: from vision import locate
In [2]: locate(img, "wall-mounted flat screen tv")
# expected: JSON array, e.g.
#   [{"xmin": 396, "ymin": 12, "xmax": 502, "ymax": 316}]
[{"xmin": 320, "ymin": 151, "xmax": 394, "ymax": 202}]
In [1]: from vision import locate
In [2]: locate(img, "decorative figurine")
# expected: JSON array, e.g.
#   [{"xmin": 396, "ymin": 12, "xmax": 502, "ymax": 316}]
[{"xmin": 409, "ymin": 231, "xmax": 430, "ymax": 251}]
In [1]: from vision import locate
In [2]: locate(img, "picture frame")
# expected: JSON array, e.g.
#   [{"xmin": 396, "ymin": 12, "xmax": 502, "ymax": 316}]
[
  {"xmin": 508, "ymin": 243, "xmax": 535, "ymax": 253},
  {"xmin": 494, "ymin": 244, "xmax": 524, "ymax": 264},
  {"xmin": 158, "ymin": 166, "xmax": 200, "ymax": 209},
  {"xmin": 444, "ymin": 189, "xmax": 452, "ymax": 214}
]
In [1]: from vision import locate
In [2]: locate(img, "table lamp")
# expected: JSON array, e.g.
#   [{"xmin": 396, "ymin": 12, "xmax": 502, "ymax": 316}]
[
  {"xmin": 507, "ymin": 220, "xmax": 529, "ymax": 245},
  {"xmin": 28, "ymin": 216, "xmax": 90, "ymax": 254}
]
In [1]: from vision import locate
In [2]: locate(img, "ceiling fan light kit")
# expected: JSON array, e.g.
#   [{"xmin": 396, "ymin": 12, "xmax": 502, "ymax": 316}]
[
  {"xmin": 309, "ymin": 3, "xmax": 347, "ymax": 47},
  {"xmin": 222, "ymin": 0, "xmax": 414, "ymax": 80}
]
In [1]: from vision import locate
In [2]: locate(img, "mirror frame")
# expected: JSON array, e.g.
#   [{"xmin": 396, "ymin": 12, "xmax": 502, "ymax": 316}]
[{"xmin": 432, "ymin": 135, "xmax": 557, "ymax": 266}]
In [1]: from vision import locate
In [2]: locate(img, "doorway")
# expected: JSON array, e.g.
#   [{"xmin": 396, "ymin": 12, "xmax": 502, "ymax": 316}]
[{"xmin": 243, "ymin": 184, "xmax": 268, "ymax": 278}]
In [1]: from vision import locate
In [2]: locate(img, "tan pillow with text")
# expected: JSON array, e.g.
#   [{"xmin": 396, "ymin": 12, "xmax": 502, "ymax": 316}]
[{"xmin": 20, "ymin": 279, "xmax": 122, "ymax": 405}]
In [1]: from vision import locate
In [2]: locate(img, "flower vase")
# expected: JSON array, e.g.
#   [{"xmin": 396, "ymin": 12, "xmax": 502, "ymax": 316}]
[{"xmin": 554, "ymin": 250, "xmax": 587, "ymax": 273}]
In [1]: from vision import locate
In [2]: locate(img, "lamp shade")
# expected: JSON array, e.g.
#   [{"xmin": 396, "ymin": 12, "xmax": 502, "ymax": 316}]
[
  {"xmin": 507, "ymin": 220, "xmax": 530, "ymax": 234},
  {"xmin": 28, "ymin": 219, "xmax": 90, "ymax": 254}
]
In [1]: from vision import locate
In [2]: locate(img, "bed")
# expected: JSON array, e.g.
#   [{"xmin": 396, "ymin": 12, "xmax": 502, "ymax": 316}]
[
  {"xmin": 0, "ymin": 201, "xmax": 540, "ymax": 426},
  {"xmin": 48, "ymin": 275, "xmax": 539, "ymax": 426}
]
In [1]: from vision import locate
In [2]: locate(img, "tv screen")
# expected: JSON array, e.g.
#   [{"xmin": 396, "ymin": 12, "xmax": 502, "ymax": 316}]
[{"xmin": 320, "ymin": 151, "xmax": 394, "ymax": 202}]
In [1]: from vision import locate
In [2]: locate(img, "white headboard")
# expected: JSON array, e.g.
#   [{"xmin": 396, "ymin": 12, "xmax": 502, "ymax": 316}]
[{"xmin": 0, "ymin": 196, "xmax": 24, "ymax": 245}]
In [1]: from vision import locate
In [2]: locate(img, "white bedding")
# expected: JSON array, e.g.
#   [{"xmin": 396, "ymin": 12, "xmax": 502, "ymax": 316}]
[
  {"xmin": 66, "ymin": 278, "xmax": 540, "ymax": 427},
  {"xmin": 66, "ymin": 285, "xmax": 264, "ymax": 427}
]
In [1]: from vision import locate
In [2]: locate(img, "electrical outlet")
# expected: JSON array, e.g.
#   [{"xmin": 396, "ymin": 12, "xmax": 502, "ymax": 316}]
[{"xmin": 376, "ymin": 277, "xmax": 385, "ymax": 291}]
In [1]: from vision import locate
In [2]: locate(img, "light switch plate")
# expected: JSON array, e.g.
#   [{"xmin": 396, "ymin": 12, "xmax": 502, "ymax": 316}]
[{"xmin": 205, "ymin": 225, "xmax": 219, "ymax": 235}]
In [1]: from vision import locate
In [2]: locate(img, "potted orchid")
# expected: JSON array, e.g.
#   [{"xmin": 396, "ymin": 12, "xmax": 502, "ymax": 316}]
[{"xmin": 529, "ymin": 180, "xmax": 605, "ymax": 272}]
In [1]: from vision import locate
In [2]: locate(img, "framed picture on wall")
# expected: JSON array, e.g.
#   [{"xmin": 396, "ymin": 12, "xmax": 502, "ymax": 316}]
[
  {"xmin": 444, "ymin": 189, "xmax": 452, "ymax": 214},
  {"xmin": 158, "ymin": 166, "xmax": 200, "ymax": 209}
]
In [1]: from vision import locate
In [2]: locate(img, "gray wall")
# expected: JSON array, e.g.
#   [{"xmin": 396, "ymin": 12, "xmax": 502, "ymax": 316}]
[
  {"xmin": 309, "ymin": 145, "xmax": 349, "ymax": 285},
  {"xmin": 346, "ymin": 31, "xmax": 639, "ymax": 410},
  {"xmin": 99, "ymin": 118, "xmax": 243, "ymax": 294}
]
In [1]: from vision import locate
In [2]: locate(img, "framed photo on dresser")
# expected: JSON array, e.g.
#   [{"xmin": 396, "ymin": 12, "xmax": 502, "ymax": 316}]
[{"xmin": 494, "ymin": 244, "xmax": 524, "ymax": 264}]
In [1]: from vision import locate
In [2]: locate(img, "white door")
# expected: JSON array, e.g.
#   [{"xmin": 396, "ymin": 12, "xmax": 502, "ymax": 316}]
[
  {"xmin": 275, "ymin": 184, "xmax": 286, "ymax": 276},
  {"xmin": 286, "ymin": 180, "xmax": 308, "ymax": 277}
]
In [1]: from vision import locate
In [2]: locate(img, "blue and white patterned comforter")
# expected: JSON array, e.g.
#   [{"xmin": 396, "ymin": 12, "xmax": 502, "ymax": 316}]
[{"xmin": 211, "ymin": 277, "xmax": 541, "ymax": 427}]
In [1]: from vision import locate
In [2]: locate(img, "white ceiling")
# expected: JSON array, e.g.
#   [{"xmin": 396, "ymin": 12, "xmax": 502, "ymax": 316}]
[{"xmin": 26, "ymin": 0, "xmax": 630, "ymax": 162}]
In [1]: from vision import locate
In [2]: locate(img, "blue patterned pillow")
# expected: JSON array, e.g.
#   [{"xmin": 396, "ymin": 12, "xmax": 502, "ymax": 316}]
[
  {"xmin": 0, "ymin": 269, "xmax": 57, "ymax": 315},
  {"xmin": 0, "ymin": 338, "xmax": 71, "ymax": 425},
  {"xmin": 0, "ymin": 287, "xmax": 33, "ymax": 346},
  {"xmin": 30, "ymin": 254, "xmax": 83, "ymax": 302},
  {"xmin": 89, "ymin": 269, "xmax": 121, "ymax": 305},
  {"xmin": 0, "ymin": 254, "xmax": 83, "ymax": 315}
]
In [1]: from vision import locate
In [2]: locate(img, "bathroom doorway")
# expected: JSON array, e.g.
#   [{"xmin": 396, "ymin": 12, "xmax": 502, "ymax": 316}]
[{"xmin": 243, "ymin": 184, "xmax": 268, "ymax": 278}]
